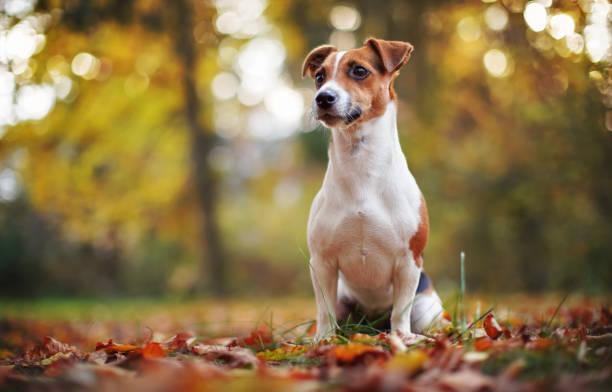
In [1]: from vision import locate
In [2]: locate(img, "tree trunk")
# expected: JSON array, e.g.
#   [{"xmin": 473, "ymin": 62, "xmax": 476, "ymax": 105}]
[{"xmin": 172, "ymin": 0, "xmax": 227, "ymax": 296}]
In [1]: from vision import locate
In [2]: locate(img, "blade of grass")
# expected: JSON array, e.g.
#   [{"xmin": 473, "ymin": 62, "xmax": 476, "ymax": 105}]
[
  {"xmin": 545, "ymin": 293, "xmax": 569, "ymax": 330},
  {"xmin": 460, "ymin": 251, "xmax": 466, "ymax": 333},
  {"xmin": 453, "ymin": 307, "xmax": 494, "ymax": 343}
]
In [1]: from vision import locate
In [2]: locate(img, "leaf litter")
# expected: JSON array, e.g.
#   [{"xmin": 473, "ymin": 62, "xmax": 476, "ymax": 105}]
[{"xmin": 0, "ymin": 299, "xmax": 611, "ymax": 391}]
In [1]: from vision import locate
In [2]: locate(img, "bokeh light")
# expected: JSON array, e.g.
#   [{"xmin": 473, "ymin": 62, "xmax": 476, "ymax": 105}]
[
  {"xmin": 483, "ymin": 49, "xmax": 508, "ymax": 77},
  {"xmin": 584, "ymin": 0, "xmax": 611, "ymax": 63},
  {"xmin": 71, "ymin": 52, "xmax": 100, "ymax": 80},
  {"xmin": 329, "ymin": 5, "xmax": 361, "ymax": 31},
  {"xmin": 5, "ymin": 21, "xmax": 44, "ymax": 61},
  {"xmin": 549, "ymin": 14, "xmax": 575, "ymax": 40},
  {"xmin": 264, "ymin": 84, "xmax": 304, "ymax": 128},
  {"xmin": 0, "ymin": 168, "xmax": 20, "ymax": 202},
  {"xmin": 214, "ymin": 0, "xmax": 267, "ymax": 38},
  {"xmin": 329, "ymin": 30, "xmax": 356, "ymax": 50},
  {"xmin": 566, "ymin": 33, "xmax": 585, "ymax": 54},
  {"xmin": 15, "ymin": 83, "xmax": 55, "ymax": 121},
  {"xmin": 212, "ymin": 72, "xmax": 239, "ymax": 100},
  {"xmin": 484, "ymin": 4, "xmax": 509, "ymax": 31},
  {"xmin": 3, "ymin": 0, "xmax": 35, "ymax": 17},
  {"xmin": 457, "ymin": 16, "xmax": 481, "ymax": 42},
  {"xmin": 524, "ymin": 2, "xmax": 548, "ymax": 32}
]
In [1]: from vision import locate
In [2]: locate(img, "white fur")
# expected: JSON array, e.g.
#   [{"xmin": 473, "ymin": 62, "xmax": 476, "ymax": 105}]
[
  {"xmin": 308, "ymin": 101, "xmax": 433, "ymax": 340},
  {"xmin": 411, "ymin": 291, "xmax": 445, "ymax": 333},
  {"xmin": 331, "ymin": 51, "xmax": 345, "ymax": 78}
]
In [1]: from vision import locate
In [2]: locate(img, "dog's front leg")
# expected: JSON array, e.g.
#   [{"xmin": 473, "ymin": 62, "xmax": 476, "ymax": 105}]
[
  {"xmin": 310, "ymin": 257, "xmax": 338, "ymax": 341},
  {"xmin": 391, "ymin": 260, "xmax": 422, "ymax": 342}
]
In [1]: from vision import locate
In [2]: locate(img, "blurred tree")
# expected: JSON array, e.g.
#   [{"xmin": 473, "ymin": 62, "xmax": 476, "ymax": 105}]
[
  {"xmin": 169, "ymin": 0, "xmax": 226, "ymax": 295},
  {"xmin": 33, "ymin": 0, "xmax": 227, "ymax": 295}
]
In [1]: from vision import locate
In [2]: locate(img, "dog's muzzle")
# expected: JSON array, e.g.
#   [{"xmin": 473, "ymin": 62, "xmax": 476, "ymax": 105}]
[{"xmin": 315, "ymin": 91, "xmax": 338, "ymax": 110}]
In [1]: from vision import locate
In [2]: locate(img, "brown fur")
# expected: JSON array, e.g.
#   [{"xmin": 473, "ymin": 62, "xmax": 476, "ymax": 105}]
[
  {"xmin": 409, "ymin": 193, "xmax": 429, "ymax": 268},
  {"xmin": 301, "ymin": 45, "xmax": 337, "ymax": 78}
]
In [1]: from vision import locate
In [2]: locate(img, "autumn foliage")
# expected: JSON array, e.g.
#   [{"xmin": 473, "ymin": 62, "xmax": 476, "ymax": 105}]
[{"xmin": 1, "ymin": 300, "xmax": 611, "ymax": 391}]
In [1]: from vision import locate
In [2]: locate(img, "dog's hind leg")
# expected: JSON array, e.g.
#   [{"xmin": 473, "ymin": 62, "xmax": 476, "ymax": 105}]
[{"xmin": 411, "ymin": 271, "xmax": 444, "ymax": 333}]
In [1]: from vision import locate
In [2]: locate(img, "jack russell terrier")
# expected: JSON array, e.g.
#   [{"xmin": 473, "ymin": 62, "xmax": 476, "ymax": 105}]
[{"xmin": 302, "ymin": 38, "xmax": 444, "ymax": 342}]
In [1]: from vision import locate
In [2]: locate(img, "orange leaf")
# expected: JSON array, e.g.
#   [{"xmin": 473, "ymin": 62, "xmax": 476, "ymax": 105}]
[
  {"xmin": 484, "ymin": 314, "xmax": 503, "ymax": 340},
  {"xmin": 238, "ymin": 327, "xmax": 273, "ymax": 350},
  {"xmin": 474, "ymin": 337, "xmax": 493, "ymax": 351},
  {"xmin": 142, "ymin": 342, "xmax": 166, "ymax": 358},
  {"xmin": 95, "ymin": 339, "xmax": 140, "ymax": 353},
  {"xmin": 332, "ymin": 342, "xmax": 388, "ymax": 363}
]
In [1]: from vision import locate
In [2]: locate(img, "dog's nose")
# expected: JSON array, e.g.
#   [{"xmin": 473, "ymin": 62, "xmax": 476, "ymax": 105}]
[{"xmin": 315, "ymin": 91, "xmax": 338, "ymax": 109}]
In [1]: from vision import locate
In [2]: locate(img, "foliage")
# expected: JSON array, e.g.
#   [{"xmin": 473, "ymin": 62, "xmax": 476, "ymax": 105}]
[
  {"xmin": 0, "ymin": 0, "xmax": 611, "ymax": 296},
  {"xmin": 1, "ymin": 297, "xmax": 611, "ymax": 391}
]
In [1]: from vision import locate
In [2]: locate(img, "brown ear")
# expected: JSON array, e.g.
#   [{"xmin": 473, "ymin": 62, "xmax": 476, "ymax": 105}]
[
  {"xmin": 301, "ymin": 45, "xmax": 337, "ymax": 78},
  {"xmin": 365, "ymin": 38, "xmax": 413, "ymax": 74}
]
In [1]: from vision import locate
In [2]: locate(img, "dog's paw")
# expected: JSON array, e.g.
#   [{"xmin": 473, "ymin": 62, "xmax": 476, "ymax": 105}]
[{"xmin": 390, "ymin": 330, "xmax": 432, "ymax": 347}]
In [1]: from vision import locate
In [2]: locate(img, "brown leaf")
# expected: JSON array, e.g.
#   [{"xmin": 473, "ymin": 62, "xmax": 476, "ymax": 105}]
[
  {"xmin": 236, "ymin": 327, "xmax": 273, "ymax": 351},
  {"xmin": 162, "ymin": 332, "xmax": 194, "ymax": 352},
  {"xmin": 42, "ymin": 352, "xmax": 80, "ymax": 377},
  {"xmin": 484, "ymin": 314, "xmax": 503, "ymax": 340},
  {"xmin": 43, "ymin": 336, "xmax": 78, "ymax": 356},
  {"xmin": 192, "ymin": 344, "xmax": 258, "ymax": 369},
  {"xmin": 24, "ymin": 336, "xmax": 79, "ymax": 361}
]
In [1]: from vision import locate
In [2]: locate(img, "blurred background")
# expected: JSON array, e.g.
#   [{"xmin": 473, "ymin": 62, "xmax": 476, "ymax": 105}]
[{"xmin": 0, "ymin": 0, "xmax": 610, "ymax": 300}]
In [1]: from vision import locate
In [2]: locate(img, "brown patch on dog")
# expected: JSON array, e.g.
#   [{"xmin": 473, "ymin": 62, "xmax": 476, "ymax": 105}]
[
  {"xmin": 409, "ymin": 193, "xmax": 429, "ymax": 268},
  {"xmin": 302, "ymin": 45, "xmax": 337, "ymax": 78},
  {"xmin": 334, "ymin": 45, "xmax": 391, "ymax": 125}
]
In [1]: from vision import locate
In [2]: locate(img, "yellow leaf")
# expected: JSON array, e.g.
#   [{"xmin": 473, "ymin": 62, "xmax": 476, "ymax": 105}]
[{"xmin": 385, "ymin": 349, "xmax": 428, "ymax": 373}]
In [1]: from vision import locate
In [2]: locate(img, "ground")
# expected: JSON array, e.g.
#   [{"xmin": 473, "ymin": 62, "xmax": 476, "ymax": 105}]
[{"xmin": 0, "ymin": 295, "xmax": 611, "ymax": 391}]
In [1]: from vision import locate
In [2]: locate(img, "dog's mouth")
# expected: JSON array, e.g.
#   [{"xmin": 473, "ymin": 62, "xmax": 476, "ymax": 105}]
[
  {"xmin": 343, "ymin": 106, "xmax": 362, "ymax": 124},
  {"xmin": 316, "ymin": 106, "xmax": 362, "ymax": 126}
]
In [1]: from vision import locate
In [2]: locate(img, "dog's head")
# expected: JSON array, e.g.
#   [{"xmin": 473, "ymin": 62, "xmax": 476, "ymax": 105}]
[{"xmin": 302, "ymin": 38, "xmax": 413, "ymax": 128}]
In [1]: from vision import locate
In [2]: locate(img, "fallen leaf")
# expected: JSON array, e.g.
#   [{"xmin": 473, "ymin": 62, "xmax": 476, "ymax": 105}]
[
  {"xmin": 237, "ymin": 327, "xmax": 273, "ymax": 351},
  {"xmin": 385, "ymin": 349, "xmax": 428, "ymax": 373},
  {"xmin": 331, "ymin": 342, "xmax": 389, "ymax": 365},
  {"xmin": 192, "ymin": 345, "xmax": 258, "ymax": 369},
  {"xmin": 95, "ymin": 339, "xmax": 140, "ymax": 354},
  {"xmin": 484, "ymin": 314, "xmax": 503, "ymax": 340},
  {"xmin": 142, "ymin": 342, "xmax": 166, "ymax": 358},
  {"xmin": 474, "ymin": 337, "xmax": 493, "ymax": 351},
  {"xmin": 163, "ymin": 332, "xmax": 195, "ymax": 352}
]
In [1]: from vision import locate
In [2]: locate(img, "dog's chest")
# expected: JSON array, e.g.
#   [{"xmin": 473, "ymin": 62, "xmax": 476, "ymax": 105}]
[{"xmin": 309, "ymin": 171, "xmax": 421, "ymax": 288}]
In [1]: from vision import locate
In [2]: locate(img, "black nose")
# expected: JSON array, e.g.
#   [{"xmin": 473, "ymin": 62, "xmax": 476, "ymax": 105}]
[{"xmin": 315, "ymin": 91, "xmax": 338, "ymax": 109}]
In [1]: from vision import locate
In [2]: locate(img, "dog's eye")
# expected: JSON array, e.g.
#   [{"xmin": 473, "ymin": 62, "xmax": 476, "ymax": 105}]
[
  {"xmin": 315, "ymin": 71, "xmax": 325, "ymax": 87},
  {"xmin": 350, "ymin": 65, "xmax": 370, "ymax": 80}
]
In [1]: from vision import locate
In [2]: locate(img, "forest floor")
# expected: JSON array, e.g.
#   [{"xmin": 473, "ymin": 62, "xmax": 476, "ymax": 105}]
[{"xmin": 1, "ymin": 295, "xmax": 611, "ymax": 391}]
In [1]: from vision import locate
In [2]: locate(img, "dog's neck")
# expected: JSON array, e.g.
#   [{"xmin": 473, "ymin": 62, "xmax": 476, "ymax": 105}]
[{"xmin": 326, "ymin": 101, "xmax": 408, "ymax": 190}]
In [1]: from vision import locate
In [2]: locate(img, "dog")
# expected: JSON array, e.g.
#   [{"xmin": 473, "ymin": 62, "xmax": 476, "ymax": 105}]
[{"xmin": 302, "ymin": 38, "xmax": 444, "ymax": 342}]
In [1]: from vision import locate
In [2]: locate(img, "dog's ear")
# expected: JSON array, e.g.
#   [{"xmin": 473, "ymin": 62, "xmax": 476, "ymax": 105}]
[
  {"xmin": 301, "ymin": 45, "xmax": 337, "ymax": 78},
  {"xmin": 365, "ymin": 38, "xmax": 413, "ymax": 74}
]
